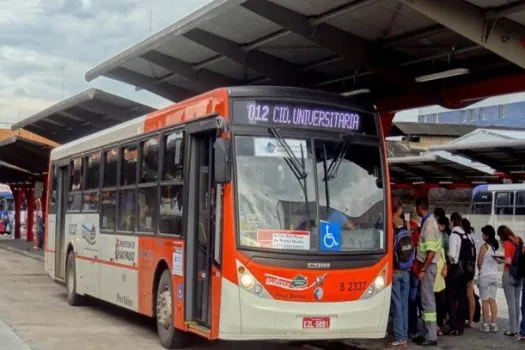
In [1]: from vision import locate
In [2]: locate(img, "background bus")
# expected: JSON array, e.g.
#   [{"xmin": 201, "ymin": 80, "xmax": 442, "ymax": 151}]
[
  {"xmin": 468, "ymin": 183, "xmax": 525, "ymax": 239},
  {"xmin": 45, "ymin": 86, "xmax": 391, "ymax": 349}
]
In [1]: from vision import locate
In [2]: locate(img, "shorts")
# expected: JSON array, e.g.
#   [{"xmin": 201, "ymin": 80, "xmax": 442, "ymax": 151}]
[{"xmin": 478, "ymin": 275, "xmax": 498, "ymax": 300}]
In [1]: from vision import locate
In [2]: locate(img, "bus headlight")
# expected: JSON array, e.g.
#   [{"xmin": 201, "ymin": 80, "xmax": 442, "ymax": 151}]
[
  {"xmin": 360, "ymin": 264, "xmax": 388, "ymax": 300},
  {"xmin": 236, "ymin": 260, "xmax": 273, "ymax": 299},
  {"xmin": 240, "ymin": 274, "xmax": 255, "ymax": 289}
]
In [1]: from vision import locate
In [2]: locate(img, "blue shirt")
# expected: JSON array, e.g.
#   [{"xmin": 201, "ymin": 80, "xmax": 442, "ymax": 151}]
[
  {"xmin": 421, "ymin": 212, "xmax": 431, "ymax": 227},
  {"xmin": 327, "ymin": 210, "xmax": 348, "ymax": 227}
]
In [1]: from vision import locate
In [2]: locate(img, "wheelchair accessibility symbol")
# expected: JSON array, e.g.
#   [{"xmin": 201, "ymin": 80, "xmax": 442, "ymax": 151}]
[{"xmin": 320, "ymin": 220, "xmax": 341, "ymax": 251}]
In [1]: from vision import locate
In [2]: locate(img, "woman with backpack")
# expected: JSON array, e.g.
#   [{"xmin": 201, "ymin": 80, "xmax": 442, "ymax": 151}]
[
  {"xmin": 478, "ymin": 225, "xmax": 499, "ymax": 333},
  {"xmin": 390, "ymin": 197, "xmax": 413, "ymax": 348},
  {"xmin": 496, "ymin": 225, "xmax": 523, "ymax": 337},
  {"xmin": 461, "ymin": 218, "xmax": 478, "ymax": 329}
]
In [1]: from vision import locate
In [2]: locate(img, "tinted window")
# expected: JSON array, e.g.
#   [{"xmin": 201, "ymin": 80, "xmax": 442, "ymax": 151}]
[
  {"xmin": 49, "ymin": 165, "xmax": 58, "ymax": 214},
  {"xmin": 471, "ymin": 190, "xmax": 492, "ymax": 215},
  {"xmin": 159, "ymin": 185, "xmax": 183, "ymax": 234},
  {"xmin": 82, "ymin": 192, "xmax": 99, "ymax": 212},
  {"xmin": 140, "ymin": 136, "xmax": 160, "ymax": 183},
  {"xmin": 163, "ymin": 131, "xmax": 184, "ymax": 182},
  {"xmin": 100, "ymin": 191, "xmax": 117, "ymax": 230},
  {"xmin": 68, "ymin": 193, "xmax": 82, "ymax": 211},
  {"xmin": 85, "ymin": 152, "xmax": 101, "ymax": 190},
  {"xmin": 118, "ymin": 189, "xmax": 135, "ymax": 231},
  {"xmin": 516, "ymin": 192, "xmax": 525, "ymax": 215},
  {"xmin": 70, "ymin": 158, "xmax": 83, "ymax": 191},
  {"xmin": 103, "ymin": 148, "xmax": 118, "ymax": 187},
  {"xmin": 138, "ymin": 187, "xmax": 157, "ymax": 232},
  {"xmin": 121, "ymin": 145, "xmax": 138, "ymax": 186},
  {"xmin": 495, "ymin": 191, "xmax": 513, "ymax": 215}
]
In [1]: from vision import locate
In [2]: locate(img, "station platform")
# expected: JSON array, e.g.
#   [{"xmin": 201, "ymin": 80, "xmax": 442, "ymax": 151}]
[{"xmin": 0, "ymin": 235, "xmax": 43, "ymax": 261}]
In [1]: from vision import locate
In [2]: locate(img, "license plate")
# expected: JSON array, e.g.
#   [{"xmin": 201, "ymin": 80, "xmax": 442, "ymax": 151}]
[{"xmin": 302, "ymin": 316, "xmax": 330, "ymax": 329}]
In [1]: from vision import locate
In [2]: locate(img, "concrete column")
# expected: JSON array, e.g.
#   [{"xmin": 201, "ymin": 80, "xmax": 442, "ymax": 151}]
[{"xmin": 24, "ymin": 188, "xmax": 34, "ymax": 242}]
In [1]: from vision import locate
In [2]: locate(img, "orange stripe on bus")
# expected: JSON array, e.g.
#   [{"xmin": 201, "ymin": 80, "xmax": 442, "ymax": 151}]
[{"xmin": 76, "ymin": 255, "xmax": 138, "ymax": 270}]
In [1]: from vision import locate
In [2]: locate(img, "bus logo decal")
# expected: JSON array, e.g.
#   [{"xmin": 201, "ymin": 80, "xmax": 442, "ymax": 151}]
[
  {"xmin": 265, "ymin": 273, "xmax": 327, "ymax": 291},
  {"xmin": 81, "ymin": 224, "xmax": 96, "ymax": 245},
  {"xmin": 114, "ymin": 238, "xmax": 136, "ymax": 262},
  {"xmin": 313, "ymin": 287, "xmax": 323, "ymax": 301}
]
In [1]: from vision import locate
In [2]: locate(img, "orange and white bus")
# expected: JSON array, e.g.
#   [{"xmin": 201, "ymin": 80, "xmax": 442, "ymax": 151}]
[{"xmin": 44, "ymin": 86, "xmax": 392, "ymax": 348}]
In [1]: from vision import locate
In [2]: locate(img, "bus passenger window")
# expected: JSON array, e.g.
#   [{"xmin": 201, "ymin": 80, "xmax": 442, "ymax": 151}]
[
  {"xmin": 68, "ymin": 157, "xmax": 83, "ymax": 211},
  {"xmin": 471, "ymin": 191, "xmax": 492, "ymax": 215},
  {"xmin": 49, "ymin": 165, "xmax": 58, "ymax": 214},
  {"xmin": 495, "ymin": 192, "xmax": 514, "ymax": 215},
  {"xmin": 516, "ymin": 192, "xmax": 525, "ymax": 215},
  {"xmin": 159, "ymin": 185, "xmax": 183, "ymax": 235},
  {"xmin": 163, "ymin": 131, "xmax": 184, "ymax": 181},
  {"xmin": 138, "ymin": 187, "xmax": 157, "ymax": 232},
  {"xmin": 83, "ymin": 152, "xmax": 101, "ymax": 212},
  {"xmin": 101, "ymin": 191, "xmax": 116, "ymax": 230},
  {"xmin": 103, "ymin": 148, "xmax": 118, "ymax": 188},
  {"xmin": 140, "ymin": 136, "xmax": 160, "ymax": 183},
  {"xmin": 121, "ymin": 144, "xmax": 138, "ymax": 186},
  {"xmin": 118, "ymin": 189, "xmax": 135, "ymax": 232}
]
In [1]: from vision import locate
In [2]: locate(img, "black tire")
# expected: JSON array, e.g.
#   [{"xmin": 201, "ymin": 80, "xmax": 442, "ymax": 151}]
[
  {"xmin": 156, "ymin": 269, "xmax": 188, "ymax": 349},
  {"xmin": 66, "ymin": 251, "xmax": 84, "ymax": 306}
]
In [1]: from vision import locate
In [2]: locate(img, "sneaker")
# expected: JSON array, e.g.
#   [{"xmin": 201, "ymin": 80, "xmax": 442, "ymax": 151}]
[
  {"xmin": 480, "ymin": 323, "xmax": 490, "ymax": 333},
  {"xmin": 389, "ymin": 340, "xmax": 407, "ymax": 348},
  {"xmin": 491, "ymin": 323, "xmax": 498, "ymax": 332}
]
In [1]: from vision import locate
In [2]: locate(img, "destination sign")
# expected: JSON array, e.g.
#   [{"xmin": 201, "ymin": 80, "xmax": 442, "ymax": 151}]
[{"xmin": 232, "ymin": 100, "xmax": 365, "ymax": 132}]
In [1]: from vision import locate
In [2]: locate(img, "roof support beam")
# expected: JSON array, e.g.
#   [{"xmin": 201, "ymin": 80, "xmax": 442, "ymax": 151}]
[
  {"xmin": 242, "ymin": 0, "xmax": 413, "ymax": 86},
  {"xmin": 142, "ymin": 51, "xmax": 240, "ymax": 89},
  {"xmin": 486, "ymin": 1, "xmax": 525, "ymax": 20},
  {"xmin": 457, "ymin": 150, "xmax": 507, "ymax": 173},
  {"xmin": 431, "ymin": 163, "xmax": 469, "ymax": 183},
  {"xmin": 106, "ymin": 67, "xmax": 194, "ymax": 101},
  {"xmin": 80, "ymin": 100, "xmax": 134, "ymax": 122},
  {"xmin": 183, "ymin": 28, "xmax": 301, "ymax": 85},
  {"xmin": 398, "ymin": 0, "xmax": 525, "ymax": 69}
]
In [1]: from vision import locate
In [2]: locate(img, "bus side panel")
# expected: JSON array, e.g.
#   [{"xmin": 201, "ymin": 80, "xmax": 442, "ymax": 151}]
[
  {"xmin": 96, "ymin": 233, "xmax": 139, "ymax": 312},
  {"xmin": 45, "ymin": 213, "xmax": 57, "ymax": 279},
  {"xmin": 136, "ymin": 236, "xmax": 186, "ymax": 330}
]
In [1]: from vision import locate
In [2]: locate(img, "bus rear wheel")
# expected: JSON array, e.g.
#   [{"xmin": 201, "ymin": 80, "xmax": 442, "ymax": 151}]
[
  {"xmin": 66, "ymin": 251, "xmax": 83, "ymax": 306},
  {"xmin": 156, "ymin": 269, "xmax": 188, "ymax": 349}
]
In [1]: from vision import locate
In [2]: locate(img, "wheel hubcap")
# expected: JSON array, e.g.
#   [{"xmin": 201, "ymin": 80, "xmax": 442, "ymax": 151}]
[{"xmin": 157, "ymin": 287, "xmax": 172, "ymax": 329}]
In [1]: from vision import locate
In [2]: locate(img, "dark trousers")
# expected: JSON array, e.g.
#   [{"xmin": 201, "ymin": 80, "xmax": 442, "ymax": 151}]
[
  {"xmin": 447, "ymin": 264, "xmax": 468, "ymax": 332},
  {"xmin": 408, "ymin": 271, "xmax": 420, "ymax": 335},
  {"xmin": 435, "ymin": 289, "xmax": 447, "ymax": 328}
]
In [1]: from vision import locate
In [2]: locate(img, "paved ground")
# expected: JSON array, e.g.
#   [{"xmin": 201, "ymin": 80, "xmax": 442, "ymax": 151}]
[{"xmin": 0, "ymin": 247, "xmax": 523, "ymax": 349}]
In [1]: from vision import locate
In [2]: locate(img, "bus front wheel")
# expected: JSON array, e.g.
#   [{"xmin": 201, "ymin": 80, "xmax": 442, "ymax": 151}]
[
  {"xmin": 66, "ymin": 251, "xmax": 83, "ymax": 306},
  {"xmin": 156, "ymin": 269, "xmax": 188, "ymax": 349}
]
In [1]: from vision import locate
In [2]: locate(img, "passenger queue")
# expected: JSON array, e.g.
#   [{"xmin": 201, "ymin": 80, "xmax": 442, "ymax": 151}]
[{"xmin": 389, "ymin": 196, "xmax": 525, "ymax": 348}]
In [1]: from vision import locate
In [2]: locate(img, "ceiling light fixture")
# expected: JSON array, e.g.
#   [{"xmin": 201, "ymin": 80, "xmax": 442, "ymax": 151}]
[
  {"xmin": 415, "ymin": 68, "xmax": 470, "ymax": 83},
  {"xmin": 340, "ymin": 88, "xmax": 370, "ymax": 97}
]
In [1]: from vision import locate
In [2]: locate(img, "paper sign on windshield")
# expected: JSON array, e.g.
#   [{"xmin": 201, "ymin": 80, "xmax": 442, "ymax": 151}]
[
  {"xmin": 257, "ymin": 229, "xmax": 310, "ymax": 250},
  {"xmin": 254, "ymin": 138, "xmax": 308, "ymax": 159}
]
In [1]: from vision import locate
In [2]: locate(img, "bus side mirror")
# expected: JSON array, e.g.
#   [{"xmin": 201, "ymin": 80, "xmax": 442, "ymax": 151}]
[{"xmin": 214, "ymin": 138, "xmax": 231, "ymax": 184}]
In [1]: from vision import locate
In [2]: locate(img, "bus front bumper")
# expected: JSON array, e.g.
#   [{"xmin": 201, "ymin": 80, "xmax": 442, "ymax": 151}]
[{"xmin": 218, "ymin": 278, "xmax": 390, "ymax": 341}]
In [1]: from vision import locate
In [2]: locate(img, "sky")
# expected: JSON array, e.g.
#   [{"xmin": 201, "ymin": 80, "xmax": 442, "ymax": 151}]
[
  {"xmin": 0, "ymin": 0, "xmax": 522, "ymax": 129},
  {"xmin": 0, "ymin": 0, "xmax": 213, "ymax": 128}
]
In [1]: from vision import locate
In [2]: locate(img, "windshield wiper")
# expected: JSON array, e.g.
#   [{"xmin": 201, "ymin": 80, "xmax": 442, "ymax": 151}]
[
  {"xmin": 269, "ymin": 127, "xmax": 307, "ymax": 180},
  {"xmin": 269, "ymin": 127, "xmax": 312, "ymax": 230},
  {"xmin": 325, "ymin": 136, "xmax": 351, "ymax": 181}
]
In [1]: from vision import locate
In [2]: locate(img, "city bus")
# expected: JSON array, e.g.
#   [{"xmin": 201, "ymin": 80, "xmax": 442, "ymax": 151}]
[{"xmin": 44, "ymin": 86, "xmax": 392, "ymax": 349}]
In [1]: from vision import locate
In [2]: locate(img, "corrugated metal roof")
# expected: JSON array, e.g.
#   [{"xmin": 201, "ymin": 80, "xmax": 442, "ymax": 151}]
[{"xmin": 84, "ymin": 0, "xmax": 525, "ymax": 109}]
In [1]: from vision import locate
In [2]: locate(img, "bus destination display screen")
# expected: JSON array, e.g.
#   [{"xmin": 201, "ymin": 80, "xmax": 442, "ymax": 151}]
[{"xmin": 232, "ymin": 100, "xmax": 366, "ymax": 133}]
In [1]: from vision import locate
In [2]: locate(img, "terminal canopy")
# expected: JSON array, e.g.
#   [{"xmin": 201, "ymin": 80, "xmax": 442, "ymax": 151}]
[
  {"xmin": 0, "ymin": 162, "xmax": 40, "ymax": 185},
  {"xmin": 0, "ymin": 137, "xmax": 52, "ymax": 175},
  {"xmin": 86, "ymin": 0, "xmax": 525, "ymax": 111},
  {"xmin": 389, "ymin": 154, "xmax": 497, "ymax": 185},
  {"xmin": 10, "ymin": 89, "xmax": 156, "ymax": 144},
  {"xmin": 432, "ymin": 139, "xmax": 525, "ymax": 176}
]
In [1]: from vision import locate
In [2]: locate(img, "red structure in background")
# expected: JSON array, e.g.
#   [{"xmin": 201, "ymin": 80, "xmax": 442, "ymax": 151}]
[
  {"xmin": 24, "ymin": 187, "xmax": 34, "ymax": 242},
  {"xmin": 13, "ymin": 188, "xmax": 22, "ymax": 240}
]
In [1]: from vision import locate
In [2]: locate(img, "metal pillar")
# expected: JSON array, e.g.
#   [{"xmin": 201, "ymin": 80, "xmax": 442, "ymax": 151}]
[
  {"xmin": 25, "ymin": 188, "xmax": 34, "ymax": 242},
  {"xmin": 13, "ymin": 189, "xmax": 22, "ymax": 239}
]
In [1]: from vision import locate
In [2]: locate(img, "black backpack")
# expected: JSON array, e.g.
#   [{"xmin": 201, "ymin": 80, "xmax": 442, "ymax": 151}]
[
  {"xmin": 454, "ymin": 231, "xmax": 476, "ymax": 280},
  {"xmin": 394, "ymin": 227, "xmax": 415, "ymax": 270},
  {"xmin": 510, "ymin": 240, "xmax": 524, "ymax": 280}
]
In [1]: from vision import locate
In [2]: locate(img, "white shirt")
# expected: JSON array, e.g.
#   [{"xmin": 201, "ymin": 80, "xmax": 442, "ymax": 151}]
[
  {"xmin": 448, "ymin": 226, "xmax": 464, "ymax": 264},
  {"xmin": 479, "ymin": 243, "xmax": 499, "ymax": 278}
]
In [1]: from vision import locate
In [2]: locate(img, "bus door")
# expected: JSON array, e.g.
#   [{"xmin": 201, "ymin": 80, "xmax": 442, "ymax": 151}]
[
  {"xmin": 54, "ymin": 164, "xmax": 69, "ymax": 281},
  {"xmin": 184, "ymin": 116, "xmax": 229, "ymax": 330}
]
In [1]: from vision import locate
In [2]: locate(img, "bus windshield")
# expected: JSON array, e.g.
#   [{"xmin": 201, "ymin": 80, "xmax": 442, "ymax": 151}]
[{"xmin": 236, "ymin": 134, "xmax": 384, "ymax": 253}]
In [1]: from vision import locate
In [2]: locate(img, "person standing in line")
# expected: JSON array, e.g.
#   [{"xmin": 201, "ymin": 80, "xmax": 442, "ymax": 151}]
[
  {"xmin": 413, "ymin": 197, "xmax": 441, "ymax": 347},
  {"xmin": 390, "ymin": 197, "xmax": 413, "ymax": 348},
  {"xmin": 462, "ymin": 218, "xmax": 477, "ymax": 329},
  {"xmin": 496, "ymin": 225, "xmax": 523, "ymax": 337},
  {"xmin": 434, "ymin": 247, "xmax": 447, "ymax": 336},
  {"xmin": 446, "ymin": 212, "xmax": 469, "ymax": 336},
  {"xmin": 408, "ymin": 212, "xmax": 422, "ymax": 339},
  {"xmin": 477, "ymin": 225, "xmax": 499, "ymax": 333}
]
